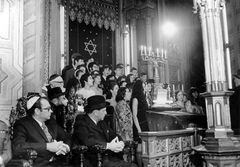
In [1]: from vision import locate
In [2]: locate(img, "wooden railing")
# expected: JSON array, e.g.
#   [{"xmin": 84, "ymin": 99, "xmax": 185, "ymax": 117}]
[{"xmin": 139, "ymin": 128, "xmax": 204, "ymax": 167}]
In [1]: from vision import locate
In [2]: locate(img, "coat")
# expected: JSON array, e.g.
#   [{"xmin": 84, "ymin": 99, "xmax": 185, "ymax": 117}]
[{"xmin": 12, "ymin": 116, "xmax": 70, "ymax": 166}]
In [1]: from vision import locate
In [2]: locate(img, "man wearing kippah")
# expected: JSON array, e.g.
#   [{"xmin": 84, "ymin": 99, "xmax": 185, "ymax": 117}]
[
  {"xmin": 72, "ymin": 95, "xmax": 137, "ymax": 167},
  {"xmin": 12, "ymin": 95, "xmax": 70, "ymax": 166}
]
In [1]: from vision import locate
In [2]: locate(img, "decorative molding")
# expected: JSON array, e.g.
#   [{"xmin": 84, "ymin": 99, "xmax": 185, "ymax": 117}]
[
  {"xmin": 0, "ymin": 58, "xmax": 8, "ymax": 92},
  {"xmin": 61, "ymin": 0, "xmax": 119, "ymax": 31},
  {"xmin": 43, "ymin": 0, "xmax": 51, "ymax": 84}
]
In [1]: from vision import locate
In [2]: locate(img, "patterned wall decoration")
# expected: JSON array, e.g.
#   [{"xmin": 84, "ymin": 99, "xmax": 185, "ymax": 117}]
[
  {"xmin": 0, "ymin": 0, "xmax": 23, "ymax": 124},
  {"xmin": 61, "ymin": 0, "xmax": 119, "ymax": 31}
]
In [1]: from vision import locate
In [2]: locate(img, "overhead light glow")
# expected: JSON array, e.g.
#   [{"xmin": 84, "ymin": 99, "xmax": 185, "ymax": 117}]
[{"xmin": 162, "ymin": 22, "xmax": 177, "ymax": 38}]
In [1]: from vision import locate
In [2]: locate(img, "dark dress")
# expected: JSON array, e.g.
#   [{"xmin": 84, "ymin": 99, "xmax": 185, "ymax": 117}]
[{"xmin": 131, "ymin": 96, "xmax": 149, "ymax": 142}]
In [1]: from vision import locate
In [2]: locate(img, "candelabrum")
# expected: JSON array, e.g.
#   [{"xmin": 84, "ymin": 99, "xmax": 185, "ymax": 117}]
[{"xmin": 140, "ymin": 45, "xmax": 167, "ymax": 63}]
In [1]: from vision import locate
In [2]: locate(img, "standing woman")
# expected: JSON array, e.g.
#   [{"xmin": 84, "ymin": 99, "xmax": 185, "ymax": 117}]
[
  {"xmin": 130, "ymin": 79, "xmax": 149, "ymax": 140},
  {"xmin": 91, "ymin": 73, "xmax": 103, "ymax": 95},
  {"xmin": 130, "ymin": 80, "xmax": 149, "ymax": 166},
  {"xmin": 115, "ymin": 87, "xmax": 133, "ymax": 141}
]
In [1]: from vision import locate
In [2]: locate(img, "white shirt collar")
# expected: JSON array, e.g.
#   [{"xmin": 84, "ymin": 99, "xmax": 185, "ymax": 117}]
[
  {"xmin": 32, "ymin": 116, "xmax": 43, "ymax": 128},
  {"xmin": 89, "ymin": 115, "xmax": 97, "ymax": 125}
]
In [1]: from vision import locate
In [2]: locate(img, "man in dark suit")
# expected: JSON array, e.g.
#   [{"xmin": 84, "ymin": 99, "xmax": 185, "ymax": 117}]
[
  {"xmin": 101, "ymin": 65, "xmax": 111, "ymax": 95},
  {"xmin": 72, "ymin": 95, "xmax": 137, "ymax": 167},
  {"xmin": 12, "ymin": 95, "xmax": 71, "ymax": 167},
  {"xmin": 63, "ymin": 53, "xmax": 85, "ymax": 88}
]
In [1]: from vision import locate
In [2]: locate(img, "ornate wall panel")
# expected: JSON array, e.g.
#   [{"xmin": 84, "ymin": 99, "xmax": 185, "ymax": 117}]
[{"xmin": 0, "ymin": 0, "xmax": 23, "ymax": 125}]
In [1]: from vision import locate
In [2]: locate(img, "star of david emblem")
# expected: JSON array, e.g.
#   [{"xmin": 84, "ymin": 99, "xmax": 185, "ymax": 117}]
[{"xmin": 84, "ymin": 40, "xmax": 97, "ymax": 56}]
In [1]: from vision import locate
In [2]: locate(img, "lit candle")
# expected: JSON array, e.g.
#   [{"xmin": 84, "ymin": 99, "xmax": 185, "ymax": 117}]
[
  {"xmin": 172, "ymin": 84, "xmax": 175, "ymax": 92},
  {"xmin": 181, "ymin": 84, "xmax": 184, "ymax": 91},
  {"xmin": 164, "ymin": 50, "xmax": 167, "ymax": 59},
  {"xmin": 144, "ymin": 46, "xmax": 147, "ymax": 55},
  {"xmin": 148, "ymin": 47, "xmax": 152, "ymax": 56},
  {"xmin": 161, "ymin": 49, "xmax": 164, "ymax": 59},
  {"xmin": 156, "ymin": 48, "xmax": 159, "ymax": 57},
  {"xmin": 140, "ymin": 45, "xmax": 143, "ymax": 55},
  {"xmin": 193, "ymin": 0, "xmax": 197, "ymax": 8}
]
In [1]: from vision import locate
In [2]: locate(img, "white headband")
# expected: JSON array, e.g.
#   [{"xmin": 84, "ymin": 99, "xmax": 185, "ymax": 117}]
[{"xmin": 27, "ymin": 96, "xmax": 40, "ymax": 110}]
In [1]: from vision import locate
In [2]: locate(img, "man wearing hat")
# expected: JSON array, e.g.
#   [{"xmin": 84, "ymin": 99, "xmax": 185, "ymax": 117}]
[
  {"xmin": 230, "ymin": 69, "xmax": 240, "ymax": 134},
  {"xmin": 12, "ymin": 95, "xmax": 70, "ymax": 166},
  {"xmin": 72, "ymin": 95, "xmax": 137, "ymax": 167},
  {"xmin": 42, "ymin": 74, "xmax": 65, "ymax": 97},
  {"xmin": 48, "ymin": 87, "xmax": 68, "ymax": 129}
]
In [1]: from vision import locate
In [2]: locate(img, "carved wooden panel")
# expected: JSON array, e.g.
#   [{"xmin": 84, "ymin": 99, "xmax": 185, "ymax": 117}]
[
  {"xmin": 0, "ymin": 0, "xmax": 23, "ymax": 125},
  {"xmin": 141, "ymin": 130, "xmax": 197, "ymax": 167}
]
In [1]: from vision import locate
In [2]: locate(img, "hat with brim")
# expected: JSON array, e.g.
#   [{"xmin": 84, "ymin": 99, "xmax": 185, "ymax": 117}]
[
  {"xmin": 48, "ymin": 87, "xmax": 65, "ymax": 101},
  {"xmin": 84, "ymin": 95, "xmax": 106, "ymax": 113}
]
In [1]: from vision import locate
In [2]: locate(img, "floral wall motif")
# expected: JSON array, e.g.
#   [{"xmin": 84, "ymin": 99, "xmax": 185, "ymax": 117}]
[
  {"xmin": 155, "ymin": 139, "xmax": 167, "ymax": 154},
  {"xmin": 61, "ymin": 0, "xmax": 119, "ymax": 31}
]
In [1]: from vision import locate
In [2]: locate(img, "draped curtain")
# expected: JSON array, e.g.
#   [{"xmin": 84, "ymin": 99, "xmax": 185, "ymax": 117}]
[{"xmin": 61, "ymin": 0, "xmax": 119, "ymax": 31}]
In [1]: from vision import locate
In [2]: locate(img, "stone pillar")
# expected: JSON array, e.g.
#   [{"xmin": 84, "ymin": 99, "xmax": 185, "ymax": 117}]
[
  {"xmin": 145, "ymin": 17, "xmax": 153, "ymax": 79},
  {"xmin": 23, "ymin": 0, "xmax": 49, "ymax": 94},
  {"xmin": 23, "ymin": 0, "xmax": 61, "ymax": 94},
  {"xmin": 193, "ymin": 0, "xmax": 240, "ymax": 166},
  {"xmin": 130, "ymin": 18, "xmax": 138, "ymax": 69}
]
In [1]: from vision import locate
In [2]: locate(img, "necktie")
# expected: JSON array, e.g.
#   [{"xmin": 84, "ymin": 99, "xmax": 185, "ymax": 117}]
[{"xmin": 42, "ymin": 123, "xmax": 53, "ymax": 142}]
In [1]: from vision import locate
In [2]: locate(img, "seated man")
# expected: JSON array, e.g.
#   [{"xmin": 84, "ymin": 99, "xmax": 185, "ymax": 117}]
[
  {"xmin": 0, "ymin": 120, "xmax": 12, "ymax": 166},
  {"xmin": 72, "ymin": 95, "xmax": 137, "ymax": 167},
  {"xmin": 12, "ymin": 95, "xmax": 70, "ymax": 167}
]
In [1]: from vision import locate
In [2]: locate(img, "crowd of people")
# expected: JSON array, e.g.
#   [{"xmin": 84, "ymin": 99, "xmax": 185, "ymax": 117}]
[{"xmin": 5, "ymin": 52, "xmax": 207, "ymax": 167}]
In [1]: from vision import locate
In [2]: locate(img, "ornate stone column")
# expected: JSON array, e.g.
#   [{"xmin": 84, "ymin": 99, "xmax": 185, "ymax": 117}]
[
  {"xmin": 193, "ymin": 0, "xmax": 240, "ymax": 166},
  {"xmin": 130, "ymin": 18, "xmax": 138, "ymax": 69},
  {"xmin": 145, "ymin": 17, "xmax": 154, "ymax": 79}
]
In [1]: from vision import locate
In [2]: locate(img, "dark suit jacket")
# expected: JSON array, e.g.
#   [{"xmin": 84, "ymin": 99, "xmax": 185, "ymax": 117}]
[
  {"xmin": 64, "ymin": 68, "xmax": 75, "ymax": 88},
  {"xmin": 12, "ymin": 116, "xmax": 71, "ymax": 166},
  {"xmin": 62, "ymin": 65, "xmax": 73, "ymax": 84},
  {"xmin": 72, "ymin": 114, "xmax": 123, "ymax": 166},
  {"xmin": 230, "ymin": 86, "xmax": 240, "ymax": 134}
]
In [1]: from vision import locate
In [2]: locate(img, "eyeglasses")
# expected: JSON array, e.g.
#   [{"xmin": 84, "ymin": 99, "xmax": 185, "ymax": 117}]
[{"xmin": 41, "ymin": 107, "xmax": 52, "ymax": 112}]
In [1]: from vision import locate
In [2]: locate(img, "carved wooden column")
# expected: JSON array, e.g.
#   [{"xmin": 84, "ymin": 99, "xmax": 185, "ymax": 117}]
[
  {"xmin": 145, "ymin": 17, "xmax": 154, "ymax": 79},
  {"xmin": 193, "ymin": 0, "xmax": 240, "ymax": 166}
]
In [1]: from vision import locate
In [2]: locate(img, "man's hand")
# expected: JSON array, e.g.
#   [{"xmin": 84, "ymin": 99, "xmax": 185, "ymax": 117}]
[
  {"xmin": 47, "ymin": 140, "xmax": 70, "ymax": 155},
  {"xmin": 56, "ymin": 143, "xmax": 70, "ymax": 155},
  {"xmin": 106, "ymin": 137, "xmax": 125, "ymax": 153}
]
